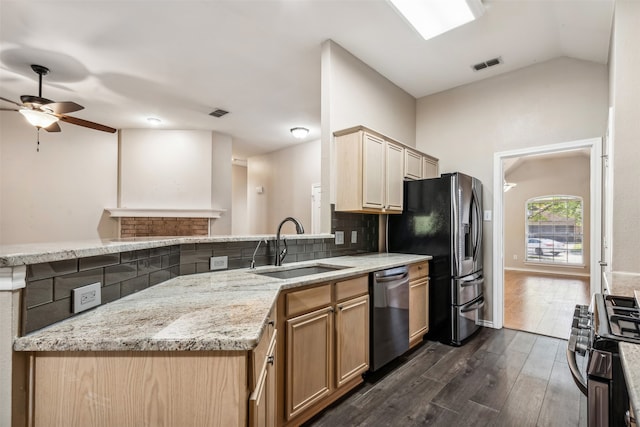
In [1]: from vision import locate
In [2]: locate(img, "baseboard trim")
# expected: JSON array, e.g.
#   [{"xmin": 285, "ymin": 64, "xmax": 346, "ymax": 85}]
[
  {"xmin": 477, "ymin": 320, "xmax": 495, "ymax": 328},
  {"xmin": 504, "ymin": 267, "xmax": 590, "ymax": 278}
]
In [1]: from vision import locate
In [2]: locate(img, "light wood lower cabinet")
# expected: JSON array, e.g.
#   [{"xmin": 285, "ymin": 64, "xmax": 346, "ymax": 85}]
[
  {"xmin": 286, "ymin": 306, "xmax": 333, "ymax": 419},
  {"xmin": 249, "ymin": 330, "xmax": 277, "ymax": 427},
  {"xmin": 279, "ymin": 275, "xmax": 370, "ymax": 426},
  {"xmin": 335, "ymin": 294, "xmax": 369, "ymax": 388},
  {"xmin": 408, "ymin": 261, "xmax": 430, "ymax": 348}
]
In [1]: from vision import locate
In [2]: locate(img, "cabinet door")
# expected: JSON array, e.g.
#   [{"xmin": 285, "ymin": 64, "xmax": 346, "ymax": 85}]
[
  {"xmin": 286, "ymin": 307, "xmax": 333, "ymax": 419},
  {"xmin": 385, "ymin": 141, "xmax": 404, "ymax": 211},
  {"xmin": 423, "ymin": 157, "xmax": 439, "ymax": 179},
  {"xmin": 335, "ymin": 295, "xmax": 369, "ymax": 388},
  {"xmin": 249, "ymin": 331, "xmax": 277, "ymax": 427},
  {"xmin": 404, "ymin": 149, "xmax": 423, "ymax": 180},
  {"xmin": 362, "ymin": 133, "xmax": 385, "ymax": 209},
  {"xmin": 409, "ymin": 279, "xmax": 429, "ymax": 346}
]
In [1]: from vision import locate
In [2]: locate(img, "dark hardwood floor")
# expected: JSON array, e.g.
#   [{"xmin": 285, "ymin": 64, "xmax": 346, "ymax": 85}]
[{"xmin": 305, "ymin": 328, "xmax": 587, "ymax": 427}]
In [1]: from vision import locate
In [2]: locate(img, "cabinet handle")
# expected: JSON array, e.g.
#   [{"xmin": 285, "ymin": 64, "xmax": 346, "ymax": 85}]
[
  {"xmin": 328, "ymin": 307, "xmax": 334, "ymax": 313},
  {"xmin": 338, "ymin": 305, "xmax": 343, "ymax": 311},
  {"xmin": 267, "ymin": 355, "xmax": 275, "ymax": 365},
  {"xmin": 268, "ymin": 319, "xmax": 275, "ymax": 326}
]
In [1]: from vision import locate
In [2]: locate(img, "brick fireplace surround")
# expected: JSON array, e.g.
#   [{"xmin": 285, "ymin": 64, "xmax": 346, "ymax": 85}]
[{"xmin": 120, "ymin": 217, "xmax": 209, "ymax": 238}]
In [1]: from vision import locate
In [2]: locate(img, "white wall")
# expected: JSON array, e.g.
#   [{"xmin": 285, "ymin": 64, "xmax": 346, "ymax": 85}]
[
  {"xmin": 247, "ymin": 139, "xmax": 320, "ymax": 234},
  {"xmin": 231, "ymin": 165, "xmax": 248, "ymax": 235},
  {"xmin": 504, "ymin": 154, "xmax": 591, "ymax": 276},
  {"xmin": 416, "ymin": 57, "xmax": 609, "ymax": 322},
  {"xmin": 0, "ymin": 113, "xmax": 118, "ymax": 244},
  {"xmin": 321, "ymin": 40, "xmax": 416, "ymax": 231},
  {"xmin": 610, "ymin": 1, "xmax": 640, "ymax": 273},
  {"xmin": 211, "ymin": 132, "xmax": 232, "ymax": 234},
  {"xmin": 119, "ymin": 129, "xmax": 212, "ymax": 209}
]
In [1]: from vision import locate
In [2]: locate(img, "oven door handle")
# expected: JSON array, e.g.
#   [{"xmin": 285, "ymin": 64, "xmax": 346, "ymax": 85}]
[{"xmin": 566, "ymin": 347, "xmax": 588, "ymax": 396}]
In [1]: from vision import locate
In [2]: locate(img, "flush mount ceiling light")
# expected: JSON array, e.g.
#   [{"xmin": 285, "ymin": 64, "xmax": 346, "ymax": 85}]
[
  {"xmin": 19, "ymin": 109, "xmax": 59, "ymax": 128},
  {"xmin": 388, "ymin": 0, "xmax": 484, "ymax": 41},
  {"xmin": 290, "ymin": 127, "xmax": 309, "ymax": 139},
  {"xmin": 146, "ymin": 117, "xmax": 162, "ymax": 125}
]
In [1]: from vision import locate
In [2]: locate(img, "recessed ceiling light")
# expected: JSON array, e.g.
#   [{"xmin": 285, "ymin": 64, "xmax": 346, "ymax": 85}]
[
  {"xmin": 147, "ymin": 117, "xmax": 161, "ymax": 125},
  {"xmin": 388, "ymin": 0, "xmax": 484, "ymax": 41},
  {"xmin": 290, "ymin": 127, "xmax": 309, "ymax": 139}
]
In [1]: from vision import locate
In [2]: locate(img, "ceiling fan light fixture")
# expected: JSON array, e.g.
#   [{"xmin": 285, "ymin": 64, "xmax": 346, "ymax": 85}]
[
  {"xmin": 388, "ymin": 0, "xmax": 484, "ymax": 41},
  {"xmin": 19, "ymin": 109, "xmax": 59, "ymax": 129},
  {"xmin": 290, "ymin": 127, "xmax": 309, "ymax": 139}
]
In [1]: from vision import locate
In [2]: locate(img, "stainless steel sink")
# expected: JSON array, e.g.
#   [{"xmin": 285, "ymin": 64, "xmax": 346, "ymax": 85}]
[{"xmin": 254, "ymin": 265, "xmax": 347, "ymax": 279}]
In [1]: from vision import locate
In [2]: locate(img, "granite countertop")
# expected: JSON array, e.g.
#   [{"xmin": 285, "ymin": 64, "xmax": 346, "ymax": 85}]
[
  {"xmin": 0, "ymin": 234, "xmax": 333, "ymax": 267},
  {"xmin": 602, "ymin": 271, "xmax": 640, "ymax": 298},
  {"xmin": 619, "ymin": 342, "xmax": 640, "ymax": 423},
  {"xmin": 13, "ymin": 253, "xmax": 431, "ymax": 352}
]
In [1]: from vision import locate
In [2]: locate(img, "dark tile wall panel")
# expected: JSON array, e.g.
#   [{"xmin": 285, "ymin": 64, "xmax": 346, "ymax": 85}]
[
  {"xmin": 22, "ymin": 205, "xmax": 380, "ymax": 334},
  {"xmin": 22, "ymin": 244, "xmax": 181, "ymax": 335}
]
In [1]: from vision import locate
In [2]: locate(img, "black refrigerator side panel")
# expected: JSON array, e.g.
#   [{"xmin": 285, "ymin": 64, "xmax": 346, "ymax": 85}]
[
  {"xmin": 388, "ymin": 178, "xmax": 452, "ymax": 262},
  {"xmin": 426, "ymin": 256, "xmax": 452, "ymax": 343}
]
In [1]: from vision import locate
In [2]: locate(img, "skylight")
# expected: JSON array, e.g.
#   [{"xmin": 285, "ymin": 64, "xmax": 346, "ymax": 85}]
[{"xmin": 388, "ymin": 0, "xmax": 485, "ymax": 41}]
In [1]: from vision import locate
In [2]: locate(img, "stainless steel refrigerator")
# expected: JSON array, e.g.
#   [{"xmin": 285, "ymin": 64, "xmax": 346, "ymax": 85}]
[{"xmin": 388, "ymin": 172, "xmax": 484, "ymax": 346}]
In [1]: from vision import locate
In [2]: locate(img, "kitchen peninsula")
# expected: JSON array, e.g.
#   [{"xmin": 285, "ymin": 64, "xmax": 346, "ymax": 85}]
[{"xmin": 4, "ymin": 237, "xmax": 430, "ymax": 427}]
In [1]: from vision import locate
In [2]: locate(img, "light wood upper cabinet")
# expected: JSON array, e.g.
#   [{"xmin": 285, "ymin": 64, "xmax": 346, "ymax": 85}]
[
  {"xmin": 408, "ymin": 261, "xmax": 430, "ymax": 348},
  {"xmin": 385, "ymin": 141, "xmax": 404, "ymax": 212},
  {"xmin": 404, "ymin": 148, "xmax": 423, "ymax": 180},
  {"xmin": 335, "ymin": 130, "xmax": 403, "ymax": 213},
  {"xmin": 423, "ymin": 155, "xmax": 439, "ymax": 179},
  {"xmin": 335, "ymin": 126, "xmax": 438, "ymax": 213}
]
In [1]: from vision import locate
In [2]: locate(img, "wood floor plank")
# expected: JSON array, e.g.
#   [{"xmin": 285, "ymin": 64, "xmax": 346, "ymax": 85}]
[
  {"xmin": 537, "ymin": 360, "xmax": 583, "ymax": 427},
  {"xmin": 469, "ymin": 349, "xmax": 529, "ymax": 411},
  {"xmin": 305, "ymin": 328, "xmax": 585, "ymax": 427}
]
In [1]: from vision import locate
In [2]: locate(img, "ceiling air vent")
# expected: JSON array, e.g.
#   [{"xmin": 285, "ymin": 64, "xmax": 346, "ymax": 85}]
[
  {"xmin": 472, "ymin": 57, "xmax": 503, "ymax": 72},
  {"xmin": 209, "ymin": 109, "xmax": 229, "ymax": 118}
]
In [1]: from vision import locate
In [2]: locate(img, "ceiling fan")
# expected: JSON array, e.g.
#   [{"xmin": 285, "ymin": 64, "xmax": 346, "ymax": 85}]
[{"xmin": 0, "ymin": 64, "xmax": 116, "ymax": 134}]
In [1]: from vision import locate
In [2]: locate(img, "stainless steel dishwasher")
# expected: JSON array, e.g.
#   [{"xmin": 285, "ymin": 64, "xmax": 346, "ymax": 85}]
[{"xmin": 369, "ymin": 265, "xmax": 410, "ymax": 371}]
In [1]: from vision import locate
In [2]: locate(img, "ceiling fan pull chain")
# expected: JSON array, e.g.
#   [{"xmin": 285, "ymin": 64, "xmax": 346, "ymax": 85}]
[{"xmin": 36, "ymin": 128, "xmax": 40, "ymax": 152}]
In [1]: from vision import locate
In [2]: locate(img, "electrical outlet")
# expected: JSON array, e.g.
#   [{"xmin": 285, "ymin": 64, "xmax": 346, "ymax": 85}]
[
  {"xmin": 335, "ymin": 231, "xmax": 344, "ymax": 245},
  {"xmin": 72, "ymin": 282, "xmax": 101, "ymax": 313},
  {"xmin": 513, "ymin": 254, "xmax": 518, "ymax": 260},
  {"xmin": 210, "ymin": 256, "xmax": 228, "ymax": 271},
  {"xmin": 351, "ymin": 230, "xmax": 358, "ymax": 244}
]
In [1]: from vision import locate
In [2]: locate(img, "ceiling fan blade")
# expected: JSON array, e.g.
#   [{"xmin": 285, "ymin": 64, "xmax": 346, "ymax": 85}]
[
  {"xmin": 44, "ymin": 101, "xmax": 84, "ymax": 114},
  {"xmin": 57, "ymin": 114, "xmax": 117, "ymax": 133},
  {"xmin": 0, "ymin": 96, "xmax": 22, "ymax": 107},
  {"xmin": 44, "ymin": 122, "xmax": 61, "ymax": 132},
  {"xmin": 0, "ymin": 108, "xmax": 19, "ymax": 112}
]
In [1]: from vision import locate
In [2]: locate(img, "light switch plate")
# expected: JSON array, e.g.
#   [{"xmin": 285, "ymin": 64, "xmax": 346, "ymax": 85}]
[
  {"xmin": 483, "ymin": 210, "xmax": 492, "ymax": 221},
  {"xmin": 72, "ymin": 282, "xmax": 101, "ymax": 313},
  {"xmin": 351, "ymin": 230, "xmax": 358, "ymax": 244},
  {"xmin": 210, "ymin": 256, "xmax": 228, "ymax": 271},
  {"xmin": 335, "ymin": 231, "xmax": 344, "ymax": 245}
]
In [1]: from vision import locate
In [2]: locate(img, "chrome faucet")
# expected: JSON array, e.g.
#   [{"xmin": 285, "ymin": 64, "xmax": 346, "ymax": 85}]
[
  {"xmin": 275, "ymin": 217, "xmax": 305, "ymax": 266},
  {"xmin": 250, "ymin": 238, "xmax": 268, "ymax": 269}
]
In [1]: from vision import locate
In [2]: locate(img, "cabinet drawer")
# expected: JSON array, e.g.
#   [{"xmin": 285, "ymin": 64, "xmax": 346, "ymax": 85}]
[
  {"xmin": 409, "ymin": 261, "xmax": 429, "ymax": 280},
  {"xmin": 335, "ymin": 275, "xmax": 368, "ymax": 302},
  {"xmin": 286, "ymin": 284, "xmax": 331, "ymax": 317}
]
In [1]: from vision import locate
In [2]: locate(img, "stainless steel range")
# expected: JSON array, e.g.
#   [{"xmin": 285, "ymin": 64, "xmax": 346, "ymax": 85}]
[{"xmin": 568, "ymin": 294, "xmax": 638, "ymax": 426}]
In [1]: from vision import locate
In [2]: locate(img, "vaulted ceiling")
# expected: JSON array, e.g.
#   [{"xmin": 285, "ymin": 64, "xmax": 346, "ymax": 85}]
[{"xmin": 0, "ymin": 0, "xmax": 614, "ymax": 158}]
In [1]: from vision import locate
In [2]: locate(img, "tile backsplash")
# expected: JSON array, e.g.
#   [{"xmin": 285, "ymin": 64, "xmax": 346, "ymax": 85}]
[{"xmin": 21, "ymin": 205, "xmax": 379, "ymax": 335}]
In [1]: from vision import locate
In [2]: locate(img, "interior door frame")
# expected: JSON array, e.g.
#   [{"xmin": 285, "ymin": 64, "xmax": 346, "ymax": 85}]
[{"xmin": 492, "ymin": 137, "xmax": 602, "ymax": 329}]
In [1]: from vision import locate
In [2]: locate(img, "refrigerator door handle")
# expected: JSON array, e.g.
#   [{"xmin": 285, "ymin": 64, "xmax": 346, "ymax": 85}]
[
  {"xmin": 461, "ymin": 296, "xmax": 485, "ymax": 313},
  {"xmin": 471, "ymin": 184, "xmax": 482, "ymax": 264},
  {"xmin": 460, "ymin": 277, "xmax": 484, "ymax": 287}
]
